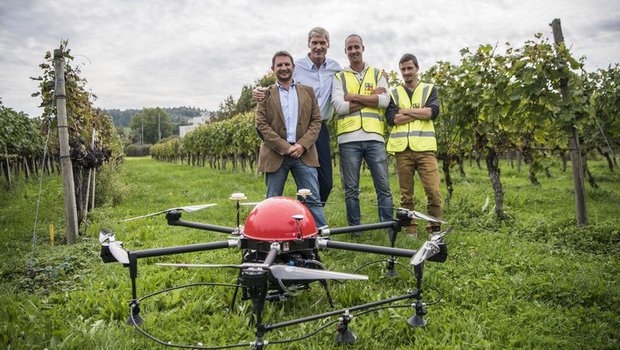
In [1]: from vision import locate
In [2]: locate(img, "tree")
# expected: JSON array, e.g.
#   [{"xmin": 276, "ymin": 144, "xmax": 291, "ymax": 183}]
[
  {"xmin": 212, "ymin": 71, "xmax": 275, "ymax": 121},
  {"xmin": 30, "ymin": 40, "xmax": 123, "ymax": 229},
  {"xmin": 421, "ymin": 61, "xmax": 470, "ymax": 202},
  {"xmin": 234, "ymin": 84, "xmax": 257, "ymax": 115},
  {"xmin": 130, "ymin": 108, "xmax": 174, "ymax": 144},
  {"xmin": 214, "ymin": 95, "xmax": 237, "ymax": 121},
  {"xmin": 586, "ymin": 64, "xmax": 620, "ymax": 171}
]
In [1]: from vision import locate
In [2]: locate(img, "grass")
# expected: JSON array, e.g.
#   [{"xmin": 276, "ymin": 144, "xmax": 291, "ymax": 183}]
[{"xmin": 0, "ymin": 156, "xmax": 619, "ymax": 349}]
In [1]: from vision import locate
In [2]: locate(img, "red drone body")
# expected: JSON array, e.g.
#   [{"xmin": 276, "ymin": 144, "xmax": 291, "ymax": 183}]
[
  {"xmin": 243, "ymin": 197, "xmax": 318, "ymax": 241},
  {"xmin": 101, "ymin": 194, "xmax": 449, "ymax": 349}
]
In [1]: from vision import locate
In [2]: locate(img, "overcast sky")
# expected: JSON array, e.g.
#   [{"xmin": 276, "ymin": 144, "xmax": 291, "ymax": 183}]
[{"xmin": 1, "ymin": 0, "xmax": 619, "ymax": 117}]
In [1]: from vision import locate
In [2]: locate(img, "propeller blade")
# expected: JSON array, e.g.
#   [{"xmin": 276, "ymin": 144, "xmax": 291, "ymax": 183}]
[
  {"xmin": 120, "ymin": 204, "xmax": 217, "ymax": 222},
  {"xmin": 410, "ymin": 241, "xmax": 441, "ymax": 266},
  {"xmin": 268, "ymin": 265, "xmax": 368, "ymax": 281},
  {"xmin": 99, "ymin": 228, "xmax": 114, "ymax": 244},
  {"xmin": 408, "ymin": 210, "xmax": 446, "ymax": 224},
  {"xmin": 108, "ymin": 241, "xmax": 130, "ymax": 264},
  {"xmin": 157, "ymin": 263, "xmax": 245, "ymax": 269},
  {"xmin": 119, "ymin": 210, "xmax": 167, "ymax": 222},
  {"xmin": 178, "ymin": 204, "xmax": 217, "ymax": 212},
  {"xmin": 158, "ymin": 263, "xmax": 367, "ymax": 281}
]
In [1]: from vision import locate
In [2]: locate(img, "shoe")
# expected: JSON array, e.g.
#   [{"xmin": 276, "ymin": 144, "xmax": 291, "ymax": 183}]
[
  {"xmin": 351, "ymin": 231, "xmax": 361, "ymax": 238},
  {"xmin": 405, "ymin": 225, "xmax": 418, "ymax": 237}
]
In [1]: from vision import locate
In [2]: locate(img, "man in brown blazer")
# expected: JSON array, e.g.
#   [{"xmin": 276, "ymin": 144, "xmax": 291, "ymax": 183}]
[{"xmin": 256, "ymin": 50, "xmax": 327, "ymax": 228}]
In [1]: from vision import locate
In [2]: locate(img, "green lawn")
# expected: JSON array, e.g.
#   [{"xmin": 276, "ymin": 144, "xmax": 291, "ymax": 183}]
[{"xmin": 1, "ymin": 156, "xmax": 618, "ymax": 349}]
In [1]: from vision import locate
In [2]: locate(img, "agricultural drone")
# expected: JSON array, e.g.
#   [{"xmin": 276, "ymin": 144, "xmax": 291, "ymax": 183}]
[{"xmin": 100, "ymin": 190, "xmax": 450, "ymax": 349}]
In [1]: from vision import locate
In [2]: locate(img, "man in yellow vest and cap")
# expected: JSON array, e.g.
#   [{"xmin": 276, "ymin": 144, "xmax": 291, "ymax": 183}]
[
  {"xmin": 331, "ymin": 34, "xmax": 393, "ymax": 234},
  {"xmin": 385, "ymin": 53, "xmax": 441, "ymax": 237}
]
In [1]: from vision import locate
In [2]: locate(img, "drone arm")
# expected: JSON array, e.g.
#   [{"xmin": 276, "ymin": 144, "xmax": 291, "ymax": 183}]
[
  {"xmin": 317, "ymin": 238, "xmax": 415, "ymax": 258},
  {"xmin": 320, "ymin": 221, "xmax": 397, "ymax": 237},
  {"xmin": 130, "ymin": 240, "xmax": 238, "ymax": 260},
  {"xmin": 262, "ymin": 243, "xmax": 281, "ymax": 266},
  {"xmin": 166, "ymin": 217, "xmax": 237, "ymax": 235}
]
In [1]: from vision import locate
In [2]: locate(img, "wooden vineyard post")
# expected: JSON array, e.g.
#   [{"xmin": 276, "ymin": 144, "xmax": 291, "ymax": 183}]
[
  {"xmin": 551, "ymin": 18, "xmax": 587, "ymax": 227},
  {"xmin": 53, "ymin": 48, "xmax": 79, "ymax": 243}
]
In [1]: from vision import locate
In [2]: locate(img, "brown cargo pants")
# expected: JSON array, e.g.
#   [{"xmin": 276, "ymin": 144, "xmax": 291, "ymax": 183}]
[{"xmin": 394, "ymin": 149, "xmax": 442, "ymax": 234}]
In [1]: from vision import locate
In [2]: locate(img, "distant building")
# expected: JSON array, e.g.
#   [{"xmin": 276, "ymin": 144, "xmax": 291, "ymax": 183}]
[{"xmin": 179, "ymin": 112, "xmax": 211, "ymax": 137}]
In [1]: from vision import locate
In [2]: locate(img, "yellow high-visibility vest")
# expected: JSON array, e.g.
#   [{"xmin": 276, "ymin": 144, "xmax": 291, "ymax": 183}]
[
  {"xmin": 334, "ymin": 66, "xmax": 386, "ymax": 136},
  {"xmin": 386, "ymin": 83, "xmax": 437, "ymax": 153}
]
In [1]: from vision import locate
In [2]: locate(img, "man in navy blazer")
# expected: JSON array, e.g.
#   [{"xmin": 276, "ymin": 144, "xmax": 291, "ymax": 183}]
[{"xmin": 255, "ymin": 51, "xmax": 327, "ymax": 228}]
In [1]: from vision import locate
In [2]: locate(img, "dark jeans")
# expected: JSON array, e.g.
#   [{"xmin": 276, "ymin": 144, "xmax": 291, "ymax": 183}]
[{"xmin": 315, "ymin": 123, "xmax": 332, "ymax": 205}]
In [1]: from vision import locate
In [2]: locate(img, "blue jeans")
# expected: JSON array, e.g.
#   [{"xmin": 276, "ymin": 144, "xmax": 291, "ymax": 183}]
[
  {"xmin": 265, "ymin": 156, "xmax": 327, "ymax": 228},
  {"xmin": 339, "ymin": 141, "xmax": 393, "ymax": 225}
]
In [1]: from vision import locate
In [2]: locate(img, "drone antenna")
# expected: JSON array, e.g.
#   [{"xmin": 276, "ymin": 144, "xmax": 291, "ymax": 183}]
[
  {"xmin": 229, "ymin": 193, "xmax": 247, "ymax": 231},
  {"xmin": 296, "ymin": 188, "xmax": 311, "ymax": 206}
]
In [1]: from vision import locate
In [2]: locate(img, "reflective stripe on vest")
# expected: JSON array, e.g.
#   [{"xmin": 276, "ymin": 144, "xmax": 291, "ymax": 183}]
[
  {"xmin": 335, "ymin": 66, "xmax": 385, "ymax": 136},
  {"xmin": 386, "ymin": 83, "xmax": 437, "ymax": 153}
]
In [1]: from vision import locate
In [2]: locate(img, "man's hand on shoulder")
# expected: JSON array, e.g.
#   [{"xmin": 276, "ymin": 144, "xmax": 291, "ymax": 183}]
[{"xmin": 252, "ymin": 87, "xmax": 268, "ymax": 103}]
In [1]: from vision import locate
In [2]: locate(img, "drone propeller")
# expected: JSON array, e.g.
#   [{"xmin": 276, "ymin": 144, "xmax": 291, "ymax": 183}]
[
  {"xmin": 119, "ymin": 204, "xmax": 217, "ymax": 222},
  {"xmin": 157, "ymin": 262, "xmax": 368, "ymax": 281},
  {"xmin": 406, "ymin": 210, "xmax": 446, "ymax": 224},
  {"xmin": 410, "ymin": 240, "xmax": 440, "ymax": 266},
  {"xmin": 108, "ymin": 241, "xmax": 130, "ymax": 264},
  {"xmin": 269, "ymin": 265, "xmax": 367, "ymax": 281},
  {"xmin": 372, "ymin": 205, "xmax": 446, "ymax": 224},
  {"xmin": 387, "ymin": 207, "xmax": 445, "ymax": 224},
  {"xmin": 99, "ymin": 229, "xmax": 130, "ymax": 264},
  {"xmin": 410, "ymin": 227, "xmax": 452, "ymax": 265}
]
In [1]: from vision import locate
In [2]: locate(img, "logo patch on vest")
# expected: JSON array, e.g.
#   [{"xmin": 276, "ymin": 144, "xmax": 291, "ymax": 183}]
[{"xmin": 364, "ymin": 83, "xmax": 374, "ymax": 92}]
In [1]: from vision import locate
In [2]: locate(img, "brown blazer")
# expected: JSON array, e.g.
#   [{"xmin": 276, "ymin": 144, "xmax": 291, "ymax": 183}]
[{"xmin": 255, "ymin": 83, "xmax": 322, "ymax": 173}]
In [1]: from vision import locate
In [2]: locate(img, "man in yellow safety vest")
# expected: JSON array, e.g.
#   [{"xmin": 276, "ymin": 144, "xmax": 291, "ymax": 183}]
[
  {"xmin": 331, "ymin": 34, "xmax": 393, "ymax": 234},
  {"xmin": 385, "ymin": 53, "xmax": 441, "ymax": 236}
]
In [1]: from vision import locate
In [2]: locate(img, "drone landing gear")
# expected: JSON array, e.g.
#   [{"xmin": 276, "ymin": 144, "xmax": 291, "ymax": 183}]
[
  {"xmin": 385, "ymin": 256, "xmax": 398, "ymax": 277},
  {"xmin": 243, "ymin": 269, "xmax": 269, "ymax": 350},
  {"xmin": 319, "ymin": 279, "xmax": 335, "ymax": 307},
  {"xmin": 386, "ymin": 227, "xmax": 399, "ymax": 277},
  {"xmin": 127, "ymin": 299, "xmax": 144, "ymax": 326},
  {"xmin": 335, "ymin": 311, "xmax": 357, "ymax": 344},
  {"xmin": 407, "ymin": 300, "xmax": 428, "ymax": 328},
  {"xmin": 229, "ymin": 268, "xmax": 243, "ymax": 311},
  {"xmin": 126, "ymin": 261, "xmax": 144, "ymax": 326},
  {"xmin": 407, "ymin": 263, "xmax": 427, "ymax": 328}
]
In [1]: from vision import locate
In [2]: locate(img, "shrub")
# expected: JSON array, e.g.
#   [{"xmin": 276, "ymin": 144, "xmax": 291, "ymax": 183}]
[
  {"xmin": 124, "ymin": 144, "xmax": 151, "ymax": 157},
  {"xmin": 94, "ymin": 162, "xmax": 127, "ymax": 207}
]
